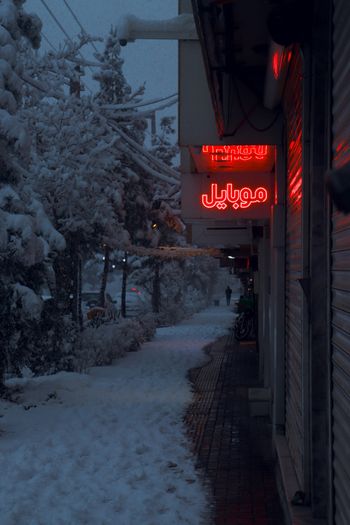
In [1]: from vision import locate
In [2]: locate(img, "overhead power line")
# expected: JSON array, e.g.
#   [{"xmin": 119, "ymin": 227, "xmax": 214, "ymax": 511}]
[
  {"xmin": 62, "ymin": 0, "xmax": 99, "ymax": 54},
  {"xmin": 39, "ymin": 0, "xmax": 94, "ymax": 92},
  {"xmin": 40, "ymin": 0, "xmax": 75, "ymax": 45},
  {"xmin": 42, "ymin": 32, "xmax": 57, "ymax": 52}
]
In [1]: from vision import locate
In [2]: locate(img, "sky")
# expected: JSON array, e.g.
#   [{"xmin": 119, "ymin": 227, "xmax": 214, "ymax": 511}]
[{"xmin": 25, "ymin": 0, "xmax": 178, "ymax": 135}]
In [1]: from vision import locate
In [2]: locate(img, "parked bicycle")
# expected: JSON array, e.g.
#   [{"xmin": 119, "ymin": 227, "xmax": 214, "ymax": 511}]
[
  {"xmin": 233, "ymin": 308, "xmax": 255, "ymax": 341},
  {"xmin": 233, "ymin": 294, "xmax": 256, "ymax": 341}
]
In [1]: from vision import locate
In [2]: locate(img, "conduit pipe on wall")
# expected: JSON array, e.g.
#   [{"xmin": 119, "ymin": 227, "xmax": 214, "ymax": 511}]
[{"xmin": 117, "ymin": 14, "xmax": 198, "ymax": 46}]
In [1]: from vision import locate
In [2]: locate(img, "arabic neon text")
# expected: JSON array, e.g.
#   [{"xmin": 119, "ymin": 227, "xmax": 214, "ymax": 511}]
[{"xmin": 201, "ymin": 183, "xmax": 269, "ymax": 210}]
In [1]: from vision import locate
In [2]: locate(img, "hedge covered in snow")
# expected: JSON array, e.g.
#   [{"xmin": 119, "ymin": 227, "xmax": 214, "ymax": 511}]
[{"xmin": 77, "ymin": 314, "xmax": 157, "ymax": 371}]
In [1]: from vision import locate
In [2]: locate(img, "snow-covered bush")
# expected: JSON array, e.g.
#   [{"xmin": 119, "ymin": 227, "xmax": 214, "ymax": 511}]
[{"xmin": 76, "ymin": 314, "xmax": 157, "ymax": 371}]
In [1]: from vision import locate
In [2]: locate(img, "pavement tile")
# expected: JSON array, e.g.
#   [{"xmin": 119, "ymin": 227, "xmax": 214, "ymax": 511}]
[{"xmin": 185, "ymin": 334, "xmax": 285, "ymax": 525}]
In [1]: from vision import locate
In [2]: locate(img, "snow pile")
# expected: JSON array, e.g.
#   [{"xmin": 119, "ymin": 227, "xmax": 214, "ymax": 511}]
[{"xmin": 0, "ymin": 306, "xmax": 233, "ymax": 525}]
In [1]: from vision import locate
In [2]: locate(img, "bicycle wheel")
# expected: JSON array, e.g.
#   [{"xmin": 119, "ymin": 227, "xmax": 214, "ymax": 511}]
[{"xmin": 234, "ymin": 314, "xmax": 250, "ymax": 341}]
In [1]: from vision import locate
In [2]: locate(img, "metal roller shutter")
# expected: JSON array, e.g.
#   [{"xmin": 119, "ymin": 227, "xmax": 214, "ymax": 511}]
[
  {"xmin": 331, "ymin": 1, "xmax": 350, "ymax": 523},
  {"xmin": 284, "ymin": 48, "xmax": 304, "ymax": 487}
]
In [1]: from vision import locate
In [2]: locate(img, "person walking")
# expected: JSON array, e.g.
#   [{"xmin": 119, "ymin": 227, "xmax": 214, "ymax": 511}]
[{"xmin": 225, "ymin": 285, "xmax": 232, "ymax": 306}]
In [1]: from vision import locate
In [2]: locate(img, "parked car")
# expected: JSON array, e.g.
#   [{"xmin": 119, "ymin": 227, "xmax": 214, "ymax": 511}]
[
  {"xmin": 81, "ymin": 291, "xmax": 114, "ymax": 309},
  {"xmin": 122, "ymin": 287, "xmax": 149, "ymax": 317}
]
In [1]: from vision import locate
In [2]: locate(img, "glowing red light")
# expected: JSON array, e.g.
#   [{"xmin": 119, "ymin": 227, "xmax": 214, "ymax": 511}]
[
  {"xmin": 272, "ymin": 49, "xmax": 292, "ymax": 80},
  {"xmin": 192, "ymin": 145, "xmax": 275, "ymax": 173},
  {"xmin": 201, "ymin": 183, "xmax": 269, "ymax": 211},
  {"xmin": 201, "ymin": 145, "xmax": 268, "ymax": 162},
  {"xmin": 272, "ymin": 51, "xmax": 283, "ymax": 79}
]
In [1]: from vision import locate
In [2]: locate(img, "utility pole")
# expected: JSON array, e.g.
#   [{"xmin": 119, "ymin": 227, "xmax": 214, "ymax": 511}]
[
  {"xmin": 70, "ymin": 66, "xmax": 82, "ymax": 328},
  {"xmin": 70, "ymin": 66, "xmax": 81, "ymax": 97}
]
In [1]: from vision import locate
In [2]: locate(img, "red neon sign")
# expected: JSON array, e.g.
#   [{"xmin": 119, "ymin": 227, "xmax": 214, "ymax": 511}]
[
  {"xmin": 201, "ymin": 183, "xmax": 269, "ymax": 210},
  {"xmin": 201, "ymin": 145, "xmax": 268, "ymax": 162}
]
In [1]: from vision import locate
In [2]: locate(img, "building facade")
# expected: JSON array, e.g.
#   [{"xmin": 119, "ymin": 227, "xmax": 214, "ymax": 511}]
[{"xmin": 180, "ymin": 0, "xmax": 350, "ymax": 523}]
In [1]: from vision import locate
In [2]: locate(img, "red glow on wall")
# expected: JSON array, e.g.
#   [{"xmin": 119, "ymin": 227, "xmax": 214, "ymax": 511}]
[
  {"xmin": 273, "ymin": 51, "xmax": 283, "ymax": 80},
  {"xmin": 201, "ymin": 183, "xmax": 269, "ymax": 211},
  {"xmin": 272, "ymin": 48, "xmax": 292, "ymax": 80}
]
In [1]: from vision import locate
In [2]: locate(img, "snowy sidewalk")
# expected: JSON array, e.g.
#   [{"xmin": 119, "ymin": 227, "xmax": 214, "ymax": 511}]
[{"xmin": 0, "ymin": 306, "xmax": 233, "ymax": 525}]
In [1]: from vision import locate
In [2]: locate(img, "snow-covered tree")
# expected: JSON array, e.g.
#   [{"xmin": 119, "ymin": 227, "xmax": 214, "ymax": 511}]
[
  {"xmin": 94, "ymin": 26, "xmax": 131, "ymax": 105},
  {"xmin": 93, "ymin": 27, "xmax": 155, "ymax": 313},
  {"xmin": 94, "ymin": 26, "xmax": 152, "ymax": 245},
  {"xmin": 0, "ymin": 0, "xmax": 65, "ymax": 387},
  {"xmin": 150, "ymin": 116, "xmax": 178, "ymax": 167}
]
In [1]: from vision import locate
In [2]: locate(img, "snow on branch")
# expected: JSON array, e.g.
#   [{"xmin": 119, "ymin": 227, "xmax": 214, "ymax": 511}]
[
  {"xmin": 28, "ymin": 198, "xmax": 66, "ymax": 252},
  {"xmin": 20, "ymin": 71, "xmax": 63, "ymax": 99},
  {"xmin": 166, "ymin": 187, "xmax": 181, "ymax": 201},
  {"xmin": 118, "ymin": 142, "xmax": 179, "ymax": 186},
  {"xmin": 0, "ymin": 108, "xmax": 30, "ymax": 153},
  {"xmin": 109, "ymin": 122, "xmax": 180, "ymax": 181},
  {"xmin": 100, "ymin": 93, "xmax": 178, "ymax": 112},
  {"xmin": 103, "ymin": 97, "xmax": 178, "ymax": 121},
  {"xmin": 126, "ymin": 245, "xmax": 220, "ymax": 259}
]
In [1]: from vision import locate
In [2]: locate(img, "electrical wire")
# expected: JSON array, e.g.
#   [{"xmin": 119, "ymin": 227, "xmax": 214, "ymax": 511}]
[
  {"xmin": 42, "ymin": 32, "xmax": 57, "ymax": 52},
  {"xmin": 62, "ymin": 0, "xmax": 99, "ymax": 54},
  {"xmin": 232, "ymin": 75, "xmax": 281, "ymax": 134},
  {"xmin": 222, "ymin": 51, "xmax": 282, "ymax": 136},
  {"xmin": 40, "ymin": 0, "xmax": 75, "ymax": 46},
  {"xmin": 39, "ymin": 0, "xmax": 94, "ymax": 80}
]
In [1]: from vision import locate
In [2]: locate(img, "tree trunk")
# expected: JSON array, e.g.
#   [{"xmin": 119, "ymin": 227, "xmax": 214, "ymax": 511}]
[
  {"xmin": 121, "ymin": 252, "xmax": 128, "ymax": 318},
  {"xmin": 53, "ymin": 251, "xmax": 72, "ymax": 308},
  {"xmin": 70, "ymin": 66, "xmax": 81, "ymax": 97},
  {"xmin": 0, "ymin": 357, "xmax": 5, "ymax": 394},
  {"xmin": 71, "ymin": 240, "xmax": 82, "ymax": 326},
  {"xmin": 78, "ymin": 256, "xmax": 83, "ymax": 330},
  {"xmin": 152, "ymin": 259, "xmax": 161, "ymax": 314},
  {"xmin": 99, "ymin": 247, "xmax": 110, "ymax": 307}
]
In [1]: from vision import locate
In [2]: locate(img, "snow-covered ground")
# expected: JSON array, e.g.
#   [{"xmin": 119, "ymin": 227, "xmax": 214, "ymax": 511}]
[{"xmin": 0, "ymin": 306, "xmax": 233, "ymax": 525}]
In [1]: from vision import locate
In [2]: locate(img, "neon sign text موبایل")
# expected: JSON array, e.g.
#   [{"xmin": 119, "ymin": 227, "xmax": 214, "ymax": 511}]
[
  {"xmin": 201, "ymin": 183, "xmax": 269, "ymax": 210},
  {"xmin": 201, "ymin": 145, "xmax": 268, "ymax": 162}
]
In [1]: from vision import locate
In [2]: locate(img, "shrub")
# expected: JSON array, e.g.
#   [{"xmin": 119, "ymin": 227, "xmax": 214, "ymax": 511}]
[{"xmin": 76, "ymin": 314, "xmax": 157, "ymax": 371}]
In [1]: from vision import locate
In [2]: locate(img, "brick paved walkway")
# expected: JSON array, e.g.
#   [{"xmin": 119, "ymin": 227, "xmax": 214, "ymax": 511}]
[{"xmin": 185, "ymin": 333, "xmax": 285, "ymax": 525}]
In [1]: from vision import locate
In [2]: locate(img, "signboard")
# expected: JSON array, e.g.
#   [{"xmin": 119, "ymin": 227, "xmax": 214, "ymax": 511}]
[
  {"xmin": 190, "ymin": 145, "xmax": 275, "ymax": 173},
  {"xmin": 182, "ymin": 172, "xmax": 273, "ymax": 220}
]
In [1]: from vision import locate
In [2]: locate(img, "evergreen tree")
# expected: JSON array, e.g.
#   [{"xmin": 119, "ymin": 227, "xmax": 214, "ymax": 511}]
[
  {"xmin": 0, "ymin": 0, "xmax": 64, "ymax": 387},
  {"xmin": 94, "ymin": 27, "xmax": 154, "ymax": 313},
  {"xmin": 94, "ymin": 26, "xmax": 131, "ymax": 105}
]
